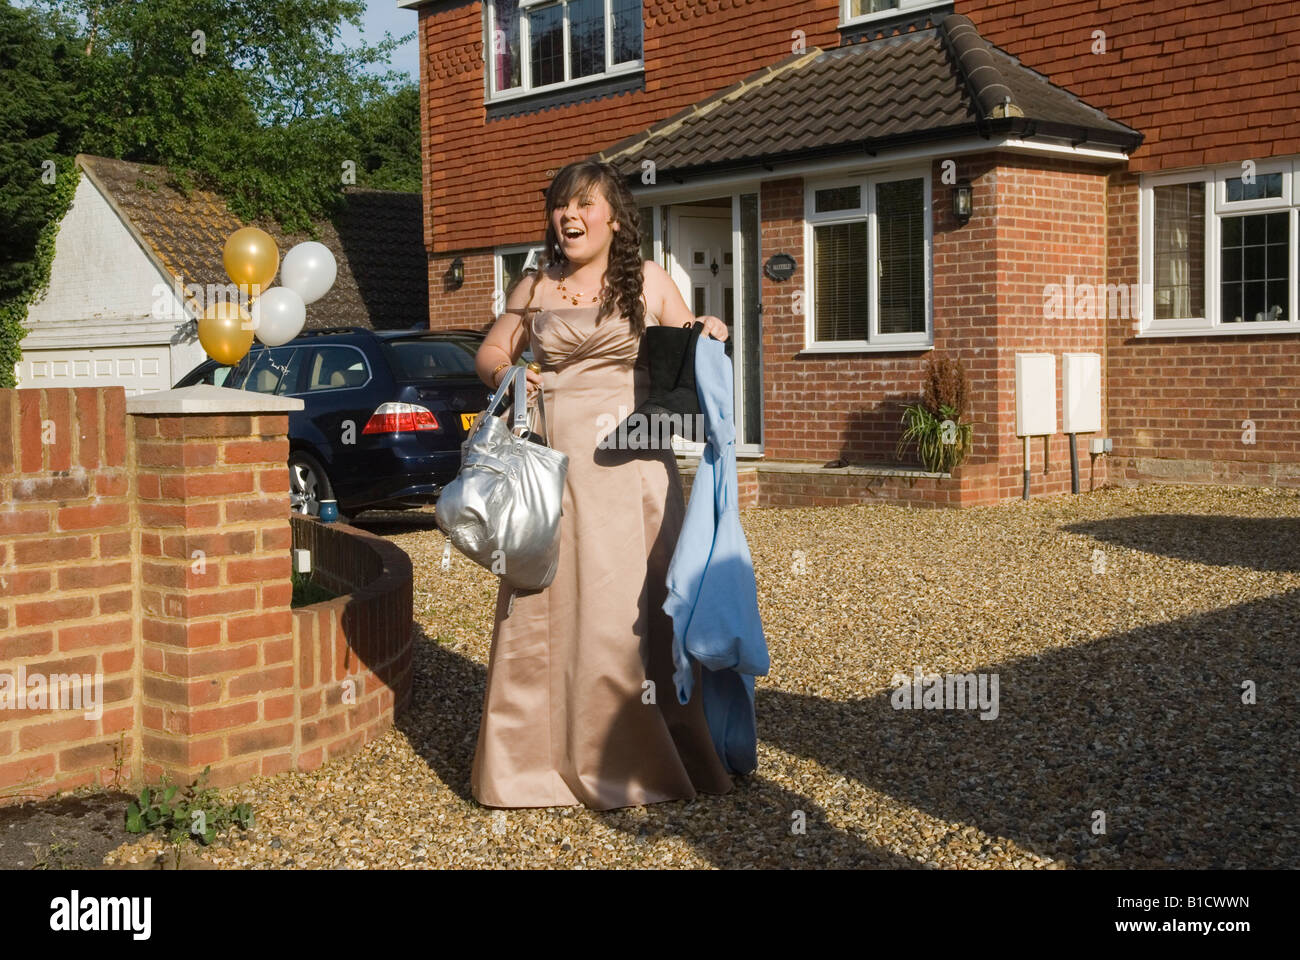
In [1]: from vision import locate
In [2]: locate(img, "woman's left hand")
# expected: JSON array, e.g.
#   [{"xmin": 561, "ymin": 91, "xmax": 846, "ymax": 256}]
[{"xmin": 690, "ymin": 315, "xmax": 728, "ymax": 341}]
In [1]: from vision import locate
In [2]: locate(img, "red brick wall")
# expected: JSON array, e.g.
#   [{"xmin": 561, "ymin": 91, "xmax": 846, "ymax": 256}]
[
  {"xmin": 988, "ymin": 157, "xmax": 1111, "ymax": 501},
  {"xmin": 133, "ymin": 411, "xmax": 297, "ymax": 786},
  {"xmin": 1105, "ymin": 173, "xmax": 1300, "ymax": 488},
  {"xmin": 960, "ymin": 0, "xmax": 1300, "ymax": 171},
  {"xmin": 757, "ymin": 153, "xmax": 1110, "ymax": 503},
  {"xmin": 1, "ymin": 388, "xmax": 414, "ymax": 803},
  {"xmin": 0, "ymin": 388, "xmax": 136, "ymax": 799},
  {"xmin": 289, "ymin": 517, "xmax": 414, "ymax": 772},
  {"xmin": 418, "ymin": 0, "xmax": 844, "ymax": 257}
]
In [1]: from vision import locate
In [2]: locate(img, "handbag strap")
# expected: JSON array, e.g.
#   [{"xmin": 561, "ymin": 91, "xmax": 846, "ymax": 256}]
[
  {"xmin": 484, "ymin": 362, "xmax": 521, "ymax": 418},
  {"xmin": 525, "ymin": 381, "xmax": 551, "ymax": 444},
  {"xmin": 511, "ymin": 368, "xmax": 553, "ymax": 445},
  {"xmin": 485, "ymin": 365, "xmax": 552, "ymax": 444}
]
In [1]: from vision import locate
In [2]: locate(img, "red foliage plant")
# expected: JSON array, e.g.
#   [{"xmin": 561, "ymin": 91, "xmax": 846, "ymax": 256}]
[{"xmin": 921, "ymin": 355, "xmax": 970, "ymax": 420}]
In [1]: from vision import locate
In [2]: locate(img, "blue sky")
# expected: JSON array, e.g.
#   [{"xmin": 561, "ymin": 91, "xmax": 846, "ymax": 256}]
[{"xmin": 343, "ymin": 1, "xmax": 421, "ymax": 82}]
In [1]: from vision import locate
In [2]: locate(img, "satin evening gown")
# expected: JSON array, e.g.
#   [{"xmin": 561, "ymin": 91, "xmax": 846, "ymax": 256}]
[{"xmin": 469, "ymin": 302, "xmax": 735, "ymax": 810}]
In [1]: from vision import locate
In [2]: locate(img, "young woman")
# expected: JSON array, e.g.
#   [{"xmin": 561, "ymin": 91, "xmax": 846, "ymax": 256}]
[{"xmin": 470, "ymin": 159, "xmax": 732, "ymax": 810}]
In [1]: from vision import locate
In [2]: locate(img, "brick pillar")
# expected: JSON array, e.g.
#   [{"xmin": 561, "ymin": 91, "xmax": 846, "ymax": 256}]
[{"xmin": 128, "ymin": 387, "xmax": 302, "ymax": 788}]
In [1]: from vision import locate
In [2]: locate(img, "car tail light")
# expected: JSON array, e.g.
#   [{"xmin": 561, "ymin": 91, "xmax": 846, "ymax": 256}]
[{"xmin": 362, "ymin": 402, "xmax": 441, "ymax": 434}]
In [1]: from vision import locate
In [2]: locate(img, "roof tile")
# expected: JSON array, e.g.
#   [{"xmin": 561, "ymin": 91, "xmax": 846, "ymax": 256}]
[
  {"xmin": 77, "ymin": 155, "xmax": 427, "ymax": 332},
  {"xmin": 597, "ymin": 14, "xmax": 1139, "ymax": 179}
]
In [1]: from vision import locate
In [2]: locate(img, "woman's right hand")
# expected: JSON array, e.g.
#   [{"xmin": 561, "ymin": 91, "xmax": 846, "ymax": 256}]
[{"xmin": 495, "ymin": 364, "xmax": 543, "ymax": 401}]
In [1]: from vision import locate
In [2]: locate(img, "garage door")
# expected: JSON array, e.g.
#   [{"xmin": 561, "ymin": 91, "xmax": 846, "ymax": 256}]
[{"xmin": 15, "ymin": 346, "xmax": 173, "ymax": 397}]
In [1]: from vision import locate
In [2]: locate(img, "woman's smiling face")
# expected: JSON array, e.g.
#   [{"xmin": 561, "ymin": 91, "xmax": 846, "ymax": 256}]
[{"xmin": 552, "ymin": 182, "xmax": 617, "ymax": 265}]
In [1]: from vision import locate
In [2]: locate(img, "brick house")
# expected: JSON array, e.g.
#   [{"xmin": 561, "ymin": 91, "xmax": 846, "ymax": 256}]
[{"xmin": 402, "ymin": 0, "xmax": 1300, "ymax": 506}]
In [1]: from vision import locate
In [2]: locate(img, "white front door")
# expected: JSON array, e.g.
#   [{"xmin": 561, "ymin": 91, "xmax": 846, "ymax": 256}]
[{"xmin": 666, "ymin": 205, "xmax": 744, "ymax": 457}]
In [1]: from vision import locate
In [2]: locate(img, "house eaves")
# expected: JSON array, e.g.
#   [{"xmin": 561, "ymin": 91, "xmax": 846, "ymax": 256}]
[{"xmin": 594, "ymin": 13, "xmax": 1142, "ymax": 185}]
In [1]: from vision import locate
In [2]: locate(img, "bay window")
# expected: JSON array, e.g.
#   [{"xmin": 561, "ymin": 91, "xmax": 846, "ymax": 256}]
[
  {"xmin": 1141, "ymin": 159, "xmax": 1298, "ymax": 334},
  {"xmin": 488, "ymin": 0, "xmax": 643, "ymax": 101},
  {"xmin": 804, "ymin": 169, "xmax": 932, "ymax": 351}
]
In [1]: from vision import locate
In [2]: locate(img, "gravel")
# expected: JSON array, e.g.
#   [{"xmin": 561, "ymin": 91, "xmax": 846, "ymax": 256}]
[{"xmin": 104, "ymin": 482, "xmax": 1299, "ymax": 869}]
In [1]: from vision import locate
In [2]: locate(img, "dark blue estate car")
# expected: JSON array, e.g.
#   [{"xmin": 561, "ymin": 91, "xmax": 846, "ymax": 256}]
[{"xmin": 174, "ymin": 326, "xmax": 525, "ymax": 518}]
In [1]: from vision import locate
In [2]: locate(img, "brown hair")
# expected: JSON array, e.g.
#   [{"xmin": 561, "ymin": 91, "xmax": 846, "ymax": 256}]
[{"xmin": 513, "ymin": 160, "xmax": 646, "ymax": 337}]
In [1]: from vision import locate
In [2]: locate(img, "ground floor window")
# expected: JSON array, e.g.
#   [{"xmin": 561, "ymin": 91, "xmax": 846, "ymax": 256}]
[
  {"xmin": 804, "ymin": 167, "xmax": 931, "ymax": 351},
  {"xmin": 495, "ymin": 244, "xmax": 544, "ymax": 313},
  {"xmin": 1141, "ymin": 158, "xmax": 1298, "ymax": 334}
]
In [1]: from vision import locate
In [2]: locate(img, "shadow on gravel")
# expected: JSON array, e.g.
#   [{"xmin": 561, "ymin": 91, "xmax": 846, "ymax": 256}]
[
  {"xmin": 1064, "ymin": 514, "xmax": 1300, "ymax": 572},
  {"xmin": 0, "ymin": 791, "xmax": 136, "ymax": 869},
  {"xmin": 397, "ymin": 625, "xmax": 916, "ymax": 868},
  {"xmin": 759, "ymin": 587, "xmax": 1299, "ymax": 869}
]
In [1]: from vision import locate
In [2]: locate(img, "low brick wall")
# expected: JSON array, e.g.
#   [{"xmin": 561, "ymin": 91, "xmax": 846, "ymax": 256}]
[
  {"xmin": 0, "ymin": 385, "xmax": 414, "ymax": 803},
  {"xmin": 288, "ymin": 516, "xmax": 414, "ymax": 772},
  {"xmin": 677, "ymin": 458, "xmax": 1003, "ymax": 509}
]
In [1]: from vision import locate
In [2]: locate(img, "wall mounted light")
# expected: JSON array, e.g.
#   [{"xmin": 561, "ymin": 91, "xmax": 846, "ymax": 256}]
[
  {"xmin": 448, "ymin": 256, "xmax": 465, "ymax": 289},
  {"xmin": 953, "ymin": 180, "xmax": 973, "ymax": 226}
]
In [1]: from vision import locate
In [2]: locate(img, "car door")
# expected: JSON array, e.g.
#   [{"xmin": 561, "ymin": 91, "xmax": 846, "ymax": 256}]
[{"xmin": 297, "ymin": 343, "xmax": 377, "ymax": 496}]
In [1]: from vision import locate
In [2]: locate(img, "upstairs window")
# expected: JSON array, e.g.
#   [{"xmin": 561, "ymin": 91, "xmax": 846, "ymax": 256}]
[
  {"xmin": 840, "ymin": 0, "xmax": 949, "ymax": 27},
  {"xmin": 488, "ymin": 0, "xmax": 643, "ymax": 101}
]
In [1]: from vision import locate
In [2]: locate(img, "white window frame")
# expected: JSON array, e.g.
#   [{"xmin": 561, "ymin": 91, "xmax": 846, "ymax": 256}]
[
  {"xmin": 1139, "ymin": 157, "xmax": 1299, "ymax": 337},
  {"xmin": 802, "ymin": 166, "xmax": 933, "ymax": 353},
  {"xmin": 485, "ymin": 0, "xmax": 643, "ymax": 104},
  {"xmin": 838, "ymin": 0, "xmax": 948, "ymax": 30}
]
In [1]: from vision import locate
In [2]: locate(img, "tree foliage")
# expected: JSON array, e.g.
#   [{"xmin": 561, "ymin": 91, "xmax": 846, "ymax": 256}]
[
  {"xmin": 0, "ymin": 0, "xmax": 422, "ymax": 385},
  {"xmin": 31, "ymin": 0, "xmax": 416, "ymax": 229}
]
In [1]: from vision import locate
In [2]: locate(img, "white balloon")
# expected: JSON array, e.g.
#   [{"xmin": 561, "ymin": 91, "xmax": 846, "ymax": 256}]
[
  {"xmin": 281, "ymin": 241, "xmax": 337, "ymax": 305},
  {"xmin": 252, "ymin": 286, "xmax": 307, "ymax": 346}
]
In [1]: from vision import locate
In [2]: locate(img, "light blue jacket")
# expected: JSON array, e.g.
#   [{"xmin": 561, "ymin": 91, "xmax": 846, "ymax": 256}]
[{"xmin": 663, "ymin": 335, "xmax": 769, "ymax": 775}]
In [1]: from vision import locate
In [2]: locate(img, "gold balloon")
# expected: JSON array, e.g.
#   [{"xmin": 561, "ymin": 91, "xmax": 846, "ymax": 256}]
[
  {"xmin": 198, "ymin": 301, "xmax": 254, "ymax": 366},
  {"xmin": 222, "ymin": 226, "xmax": 279, "ymax": 295}
]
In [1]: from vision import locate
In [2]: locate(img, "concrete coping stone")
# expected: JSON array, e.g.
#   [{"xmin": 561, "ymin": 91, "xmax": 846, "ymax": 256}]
[
  {"xmin": 675, "ymin": 457, "xmax": 950, "ymax": 479},
  {"xmin": 126, "ymin": 384, "xmax": 305, "ymax": 415}
]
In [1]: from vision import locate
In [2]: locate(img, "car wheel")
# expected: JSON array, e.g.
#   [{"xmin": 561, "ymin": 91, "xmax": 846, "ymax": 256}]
[{"xmin": 288, "ymin": 451, "xmax": 334, "ymax": 517}]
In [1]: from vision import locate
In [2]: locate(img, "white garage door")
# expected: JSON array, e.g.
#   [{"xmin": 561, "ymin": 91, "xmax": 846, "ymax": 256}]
[{"xmin": 16, "ymin": 346, "xmax": 173, "ymax": 397}]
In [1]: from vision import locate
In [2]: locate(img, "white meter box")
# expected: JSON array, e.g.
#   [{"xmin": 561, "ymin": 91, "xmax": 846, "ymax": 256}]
[
  {"xmin": 1063, "ymin": 352, "xmax": 1102, "ymax": 434},
  {"xmin": 1015, "ymin": 353, "xmax": 1056, "ymax": 437}
]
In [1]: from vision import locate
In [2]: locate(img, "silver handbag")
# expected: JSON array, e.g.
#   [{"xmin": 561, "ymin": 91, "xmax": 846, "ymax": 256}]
[{"xmin": 435, "ymin": 365, "xmax": 568, "ymax": 590}]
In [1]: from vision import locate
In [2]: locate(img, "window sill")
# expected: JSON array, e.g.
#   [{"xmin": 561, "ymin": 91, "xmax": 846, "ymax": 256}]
[
  {"xmin": 1133, "ymin": 321, "xmax": 1300, "ymax": 338},
  {"xmin": 486, "ymin": 63, "xmax": 643, "ymax": 108},
  {"xmin": 797, "ymin": 341, "xmax": 934, "ymax": 355}
]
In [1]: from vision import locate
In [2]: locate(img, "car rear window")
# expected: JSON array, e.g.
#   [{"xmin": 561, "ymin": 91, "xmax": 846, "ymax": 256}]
[{"xmin": 385, "ymin": 338, "xmax": 479, "ymax": 380}]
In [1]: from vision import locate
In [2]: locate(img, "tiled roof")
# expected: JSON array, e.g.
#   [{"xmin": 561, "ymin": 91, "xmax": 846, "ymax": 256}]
[
  {"xmin": 596, "ymin": 14, "xmax": 1141, "ymax": 179},
  {"xmin": 77, "ymin": 155, "xmax": 428, "ymax": 331}
]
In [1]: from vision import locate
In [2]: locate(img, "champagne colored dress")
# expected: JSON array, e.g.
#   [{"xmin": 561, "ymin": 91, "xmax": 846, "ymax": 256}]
[{"xmin": 469, "ymin": 303, "xmax": 735, "ymax": 810}]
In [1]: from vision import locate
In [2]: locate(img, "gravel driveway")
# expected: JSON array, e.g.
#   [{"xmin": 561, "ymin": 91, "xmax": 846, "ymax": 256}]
[{"xmin": 106, "ymin": 482, "xmax": 1299, "ymax": 869}]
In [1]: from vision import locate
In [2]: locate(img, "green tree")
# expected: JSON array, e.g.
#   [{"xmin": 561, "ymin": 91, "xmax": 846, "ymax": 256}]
[
  {"xmin": 1, "ymin": 0, "xmax": 420, "ymax": 385},
  {"xmin": 0, "ymin": 2, "xmax": 85, "ymax": 387},
  {"xmin": 32, "ymin": 0, "xmax": 412, "ymax": 230},
  {"xmin": 344, "ymin": 83, "xmax": 422, "ymax": 193}
]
